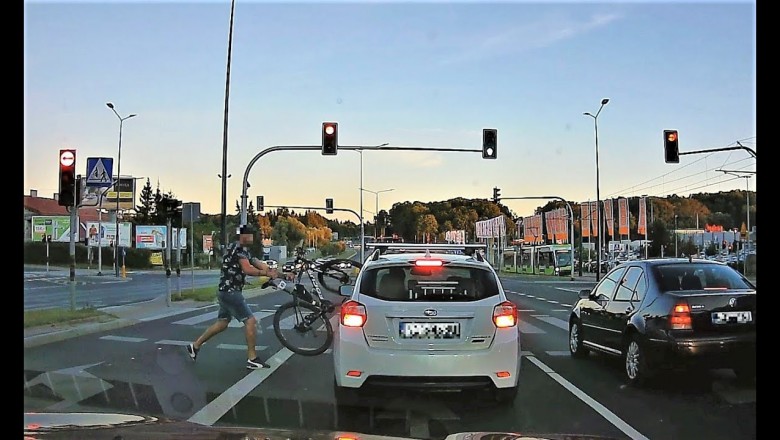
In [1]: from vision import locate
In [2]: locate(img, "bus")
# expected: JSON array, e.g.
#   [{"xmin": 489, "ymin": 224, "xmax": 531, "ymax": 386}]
[{"xmin": 517, "ymin": 244, "xmax": 573, "ymax": 276}]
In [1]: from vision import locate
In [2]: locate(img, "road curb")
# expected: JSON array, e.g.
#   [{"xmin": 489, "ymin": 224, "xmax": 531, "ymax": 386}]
[{"xmin": 24, "ymin": 318, "xmax": 137, "ymax": 349}]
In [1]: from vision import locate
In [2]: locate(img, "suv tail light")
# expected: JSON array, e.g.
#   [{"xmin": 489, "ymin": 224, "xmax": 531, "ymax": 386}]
[
  {"xmin": 493, "ymin": 301, "xmax": 517, "ymax": 328},
  {"xmin": 670, "ymin": 302, "xmax": 692, "ymax": 330},
  {"xmin": 341, "ymin": 300, "xmax": 367, "ymax": 327}
]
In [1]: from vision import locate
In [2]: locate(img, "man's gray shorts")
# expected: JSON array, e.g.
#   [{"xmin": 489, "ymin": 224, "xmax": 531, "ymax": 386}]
[{"xmin": 216, "ymin": 290, "xmax": 253, "ymax": 323}]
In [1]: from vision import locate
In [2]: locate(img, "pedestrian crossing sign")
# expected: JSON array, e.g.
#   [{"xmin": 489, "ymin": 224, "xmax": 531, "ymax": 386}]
[{"xmin": 86, "ymin": 157, "xmax": 114, "ymax": 187}]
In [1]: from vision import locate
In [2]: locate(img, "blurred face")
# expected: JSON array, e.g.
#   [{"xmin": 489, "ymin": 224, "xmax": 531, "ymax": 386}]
[{"xmin": 239, "ymin": 233, "xmax": 254, "ymax": 246}]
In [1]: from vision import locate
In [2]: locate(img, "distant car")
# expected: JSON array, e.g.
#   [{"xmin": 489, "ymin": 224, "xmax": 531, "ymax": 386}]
[
  {"xmin": 333, "ymin": 243, "xmax": 521, "ymax": 404},
  {"xmin": 264, "ymin": 260, "xmax": 277, "ymax": 270},
  {"xmin": 568, "ymin": 258, "xmax": 756, "ymax": 386}
]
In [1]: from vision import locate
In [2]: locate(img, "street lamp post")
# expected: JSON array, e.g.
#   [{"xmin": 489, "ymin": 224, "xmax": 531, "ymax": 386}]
[
  {"xmin": 362, "ymin": 188, "xmax": 394, "ymax": 238},
  {"xmin": 674, "ymin": 214, "xmax": 679, "ymax": 258},
  {"xmin": 106, "ymin": 102, "xmax": 136, "ymax": 277},
  {"xmin": 584, "ymin": 98, "xmax": 609, "ymax": 280}
]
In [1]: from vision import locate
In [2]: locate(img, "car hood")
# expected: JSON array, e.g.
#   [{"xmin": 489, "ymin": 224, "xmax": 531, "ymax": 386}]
[{"xmin": 24, "ymin": 412, "xmax": 623, "ymax": 440}]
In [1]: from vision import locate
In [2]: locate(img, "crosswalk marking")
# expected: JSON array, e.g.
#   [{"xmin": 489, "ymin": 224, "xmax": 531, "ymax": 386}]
[
  {"xmin": 535, "ymin": 315, "xmax": 570, "ymax": 331},
  {"xmin": 215, "ymin": 344, "xmax": 269, "ymax": 351},
  {"xmin": 518, "ymin": 321, "xmax": 546, "ymax": 334},
  {"xmin": 155, "ymin": 340, "xmax": 191, "ymax": 346},
  {"xmin": 546, "ymin": 350, "xmax": 571, "ymax": 356},
  {"xmin": 556, "ymin": 287, "xmax": 580, "ymax": 293},
  {"xmin": 552, "ymin": 309, "xmax": 569, "ymax": 312},
  {"xmin": 99, "ymin": 335, "xmax": 146, "ymax": 343}
]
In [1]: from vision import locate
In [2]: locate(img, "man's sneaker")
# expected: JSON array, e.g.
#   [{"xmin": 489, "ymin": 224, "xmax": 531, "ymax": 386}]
[
  {"xmin": 187, "ymin": 344, "xmax": 199, "ymax": 361},
  {"xmin": 247, "ymin": 357, "xmax": 270, "ymax": 370}
]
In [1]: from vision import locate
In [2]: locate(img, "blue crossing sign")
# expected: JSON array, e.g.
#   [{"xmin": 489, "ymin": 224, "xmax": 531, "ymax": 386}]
[{"xmin": 86, "ymin": 157, "xmax": 114, "ymax": 187}]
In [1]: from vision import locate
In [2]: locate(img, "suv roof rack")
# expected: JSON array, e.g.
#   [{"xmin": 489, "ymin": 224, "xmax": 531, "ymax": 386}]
[{"xmin": 365, "ymin": 243, "xmax": 487, "ymax": 262}]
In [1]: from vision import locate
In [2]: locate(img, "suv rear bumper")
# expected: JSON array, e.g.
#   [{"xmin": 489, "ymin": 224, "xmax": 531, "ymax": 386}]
[{"xmin": 334, "ymin": 326, "xmax": 521, "ymax": 390}]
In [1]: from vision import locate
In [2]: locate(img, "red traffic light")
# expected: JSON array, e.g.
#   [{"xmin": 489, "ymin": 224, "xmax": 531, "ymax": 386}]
[{"xmin": 666, "ymin": 131, "xmax": 678, "ymax": 142}]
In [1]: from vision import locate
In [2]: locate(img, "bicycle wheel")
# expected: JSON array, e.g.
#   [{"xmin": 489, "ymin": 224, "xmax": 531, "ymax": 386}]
[
  {"xmin": 318, "ymin": 259, "xmax": 362, "ymax": 293},
  {"xmin": 272, "ymin": 300, "xmax": 333, "ymax": 356}
]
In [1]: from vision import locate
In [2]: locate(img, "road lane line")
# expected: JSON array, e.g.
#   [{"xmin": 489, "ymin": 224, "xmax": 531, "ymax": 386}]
[
  {"xmin": 517, "ymin": 309, "xmax": 536, "ymax": 312},
  {"xmin": 535, "ymin": 315, "xmax": 570, "ymax": 331},
  {"xmin": 556, "ymin": 287, "xmax": 580, "ymax": 293},
  {"xmin": 560, "ymin": 303, "xmax": 572, "ymax": 307},
  {"xmin": 155, "ymin": 340, "xmax": 191, "ymax": 346},
  {"xmin": 188, "ymin": 347, "xmax": 295, "ymax": 426},
  {"xmin": 518, "ymin": 321, "xmax": 546, "ymax": 334},
  {"xmin": 552, "ymin": 309, "xmax": 569, "ymax": 312},
  {"xmin": 525, "ymin": 354, "xmax": 649, "ymax": 440},
  {"xmin": 188, "ymin": 314, "xmax": 338, "ymax": 426},
  {"xmin": 545, "ymin": 350, "xmax": 571, "ymax": 356},
  {"xmin": 216, "ymin": 344, "xmax": 269, "ymax": 351},
  {"xmin": 99, "ymin": 336, "xmax": 146, "ymax": 343}
]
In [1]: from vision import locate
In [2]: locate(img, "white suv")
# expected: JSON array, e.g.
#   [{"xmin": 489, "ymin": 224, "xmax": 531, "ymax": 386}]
[{"xmin": 333, "ymin": 243, "xmax": 521, "ymax": 403}]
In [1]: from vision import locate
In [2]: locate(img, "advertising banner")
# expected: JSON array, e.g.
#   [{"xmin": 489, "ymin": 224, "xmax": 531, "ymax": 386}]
[
  {"xmin": 86, "ymin": 222, "xmax": 132, "ymax": 247},
  {"xmin": 31, "ymin": 216, "xmax": 75, "ymax": 242},
  {"xmin": 604, "ymin": 199, "xmax": 614, "ymax": 238},
  {"xmin": 135, "ymin": 225, "xmax": 168, "ymax": 249},
  {"xmin": 103, "ymin": 177, "xmax": 136, "ymax": 211}
]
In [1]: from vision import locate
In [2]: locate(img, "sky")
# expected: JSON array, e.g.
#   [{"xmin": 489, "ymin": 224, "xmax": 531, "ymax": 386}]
[{"xmin": 24, "ymin": 0, "xmax": 757, "ymax": 223}]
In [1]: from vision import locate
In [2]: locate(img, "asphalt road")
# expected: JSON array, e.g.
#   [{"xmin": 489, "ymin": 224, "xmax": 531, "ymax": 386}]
[
  {"xmin": 23, "ymin": 275, "xmax": 756, "ymax": 439},
  {"xmin": 23, "ymin": 266, "xmax": 221, "ymax": 310}
]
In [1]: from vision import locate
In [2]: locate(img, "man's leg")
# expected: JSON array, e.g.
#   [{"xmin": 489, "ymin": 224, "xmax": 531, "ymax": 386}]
[
  {"xmin": 188, "ymin": 298, "xmax": 232, "ymax": 361},
  {"xmin": 244, "ymin": 315, "xmax": 258, "ymax": 360}
]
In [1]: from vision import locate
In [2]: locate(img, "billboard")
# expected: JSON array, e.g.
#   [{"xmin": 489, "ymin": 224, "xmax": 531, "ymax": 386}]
[
  {"xmin": 32, "ymin": 216, "xmax": 76, "ymax": 242},
  {"xmin": 86, "ymin": 222, "xmax": 132, "ymax": 247},
  {"xmin": 103, "ymin": 177, "xmax": 136, "ymax": 211},
  {"xmin": 135, "ymin": 225, "xmax": 168, "ymax": 249},
  {"xmin": 172, "ymin": 228, "xmax": 188, "ymax": 249}
]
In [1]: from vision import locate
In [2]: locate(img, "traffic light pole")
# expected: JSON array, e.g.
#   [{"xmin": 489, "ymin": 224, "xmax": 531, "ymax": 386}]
[
  {"xmin": 679, "ymin": 144, "xmax": 757, "ymax": 158},
  {"xmin": 68, "ymin": 177, "xmax": 79, "ymax": 311},
  {"xmin": 238, "ymin": 144, "xmax": 483, "ymax": 250},
  {"xmin": 498, "ymin": 195, "xmax": 576, "ymax": 281}
]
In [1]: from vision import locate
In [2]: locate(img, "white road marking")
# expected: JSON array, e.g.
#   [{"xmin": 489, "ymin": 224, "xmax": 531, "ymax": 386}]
[
  {"xmin": 99, "ymin": 335, "xmax": 146, "ymax": 343},
  {"xmin": 155, "ymin": 340, "xmax": 191, "ymax": 346},
  {"xmin": 518, "ymin": 321, "xmax": 545, "ymax": 334},
  {"xmin": 556, "ymin": 287, "xmax": 580, "ymax": 293},
  {"xmin": 215, "ymin": 344, "xmax": 269, "ymax": 351},
  {"xmin": 188, "ymin": 347, "xmax": 295, "ymax": 426},
  {"xmin": 517, "ymin": 309, "xmax": 536, "ymax": 312},
  {"xmin": 552, "ymin": 309, "xmax": 570, "ymax": 312},
  {"xmin": 545, "ymin": 350, "xmax": 571, "ymax": 356},
  {"xmin": 535, "ymin": 315, "xmax": 570, "ymax": 331},
  {"xmin": 546, "ymin": 300, "xmax": 559, "ymax": 304},
  {"xmin": 525, "ymin": 354, "xmax": 649, "ymax": 440}
]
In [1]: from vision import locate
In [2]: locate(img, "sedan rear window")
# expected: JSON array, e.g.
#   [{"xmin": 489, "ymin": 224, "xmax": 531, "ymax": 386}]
[
  {"xmin": 653, "ymin": 263, "xmax": 754, "ymax": 292},
  {"xmin": 359, "ymin": 264, "xmax": 499, "ymax": 301}
]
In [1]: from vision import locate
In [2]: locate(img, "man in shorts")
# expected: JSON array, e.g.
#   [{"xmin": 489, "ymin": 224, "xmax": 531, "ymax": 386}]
[{"xmin": 187, "ymin": 224, "xmax": 288, "ymax": 369}]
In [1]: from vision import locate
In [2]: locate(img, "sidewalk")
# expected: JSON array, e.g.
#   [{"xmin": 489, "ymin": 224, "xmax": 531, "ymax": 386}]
[{"xmin": 23, "ymin": 285, "xmax": 274, "ymax": 349}]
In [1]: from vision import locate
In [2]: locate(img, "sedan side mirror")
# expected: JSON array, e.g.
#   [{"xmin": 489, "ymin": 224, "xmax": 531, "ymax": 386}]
[
  {"xmin": 339, "ymin": 285, "xmax": 354, "ymax": 297},
  {"xmin": 578, "ymin": 289, "xmax": 592, "ymax": 300}
]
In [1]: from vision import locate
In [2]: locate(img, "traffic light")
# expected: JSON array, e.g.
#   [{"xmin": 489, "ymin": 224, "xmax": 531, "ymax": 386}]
[
  {"xmin": 257, "ymin": 195, "xmax": 264, "ymax": 212},
  {"xmin": 325, "ymin": 198, "xmax": 334, "ymax": 214},
  {"xmin": 664, "ymin": 130, "xmax": 679, "ymax": 163},
  {"xmin": 322, "ymin": 122, "xmax": 338, "ymax": 156},
  {"xmin": 492, "ymin": 187, "xmax": 501, "ymax": 203},
  {"xmin": 482, "ymin": 128, "xmax": 497, "ymax": 159},
  {"xmin": 58, "ymin": 149, "xmax": 76, "ymax": 206}
]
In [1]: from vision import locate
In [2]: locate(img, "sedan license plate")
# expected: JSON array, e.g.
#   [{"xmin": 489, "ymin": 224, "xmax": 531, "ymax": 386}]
[
  {"xmin": 400, "ymin": 322, "xmax": 460, "ymax": 339},
  {"xmin": 711, "ymin": 311, "xmax": 753, "ymax": 324}
]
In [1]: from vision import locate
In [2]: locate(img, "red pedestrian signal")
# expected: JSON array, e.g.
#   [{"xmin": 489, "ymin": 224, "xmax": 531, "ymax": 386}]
[{"xmin": 58, "ymin": 149, "xmax": 76, "ymax": 206}]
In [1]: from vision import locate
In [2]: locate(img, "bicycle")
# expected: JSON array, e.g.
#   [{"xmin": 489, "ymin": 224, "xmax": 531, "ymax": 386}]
[
  {"xmin": 266, "ymin": 249, "xmax": 358, "ymax": 356},
  {"xmin": 281, "ymin": 248, "xmax": 362, "ymax": 294}
]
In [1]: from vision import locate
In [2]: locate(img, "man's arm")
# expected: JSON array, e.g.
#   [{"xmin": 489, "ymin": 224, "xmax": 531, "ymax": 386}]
[{"xmin": 238, "ymin": 257, "xmax": 268, "ymax": 277}]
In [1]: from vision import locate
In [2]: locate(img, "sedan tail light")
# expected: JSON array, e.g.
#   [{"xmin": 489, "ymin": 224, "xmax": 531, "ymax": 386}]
[
  {"xmin": 670, "ymin": 302, "xmax": 692, "ymax": 330},
  {"xmin": 341, "ymin": 300, "xmax": 367, "ymax": 327},
  {"xmin": 493, "ymin": 301, "xmax": 517, "ymax": 328}
]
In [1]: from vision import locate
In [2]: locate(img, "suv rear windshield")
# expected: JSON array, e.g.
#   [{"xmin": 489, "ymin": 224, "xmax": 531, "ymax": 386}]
[
  {"xmin": 359, "ymin": 264, "xmax": 500, "ymax": 302},
  {"xmin": 652, "ymin": 263, "xmax": 754, "ymax": 292}
]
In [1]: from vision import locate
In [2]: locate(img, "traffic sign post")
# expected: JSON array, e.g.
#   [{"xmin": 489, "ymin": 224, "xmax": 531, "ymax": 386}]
[{"xmin": 86, "ymin": 157, "xmax": 114, "ymax": 187}]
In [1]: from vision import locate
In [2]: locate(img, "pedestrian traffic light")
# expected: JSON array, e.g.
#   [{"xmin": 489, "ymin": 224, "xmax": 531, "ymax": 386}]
[
  {"xmin": 664, "ymin": 130, "xmax": 679, "ymax": 163},
  {"xmin": 58, "ymin": 149, "xmax": 76, "ymax": 207},
  {"xmin": 483, "ymin": 128, "xmax": 497, "ymax": 159},
  {"xmin": 492, "ymin": 187, "xmax": 501, "ymax": 203},
  {"xmin": 322, "ymin": 122, "xmax": 338, "ymax": 156},
  {"xmin": 257, "ymin": 195, "xmax": 264, "ymax": 212},
  {"xmin": 325, "ymin": 198, "xmax": 334, "ymax": 214}
]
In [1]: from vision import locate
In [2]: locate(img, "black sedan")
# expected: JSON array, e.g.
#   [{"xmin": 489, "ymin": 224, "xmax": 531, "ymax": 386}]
[{"xmin": 568, "ymin": 258, "xmax": 756, "ymax": 386}]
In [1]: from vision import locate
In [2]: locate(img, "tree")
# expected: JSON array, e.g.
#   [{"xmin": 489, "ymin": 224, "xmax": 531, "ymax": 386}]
[
  {"xmin": 271, "ymin": 216, "xmax": 307, "ymax": 250},
  {"xmin": 151, "ymin": 181, "xmax": 165, "ymax": 225},
  {"xmin": 135, "ymin": 178, "xmax": 154, "ymax": 225}
]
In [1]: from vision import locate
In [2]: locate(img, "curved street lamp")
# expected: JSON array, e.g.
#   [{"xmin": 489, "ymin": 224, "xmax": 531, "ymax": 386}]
[
  {"xmin": 106, "ymin": 102, "xmax": 136, "ymax": 277},
  {"xmin": 584, "ymin": 98, "xmax": 609, "ymax": 281}
]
